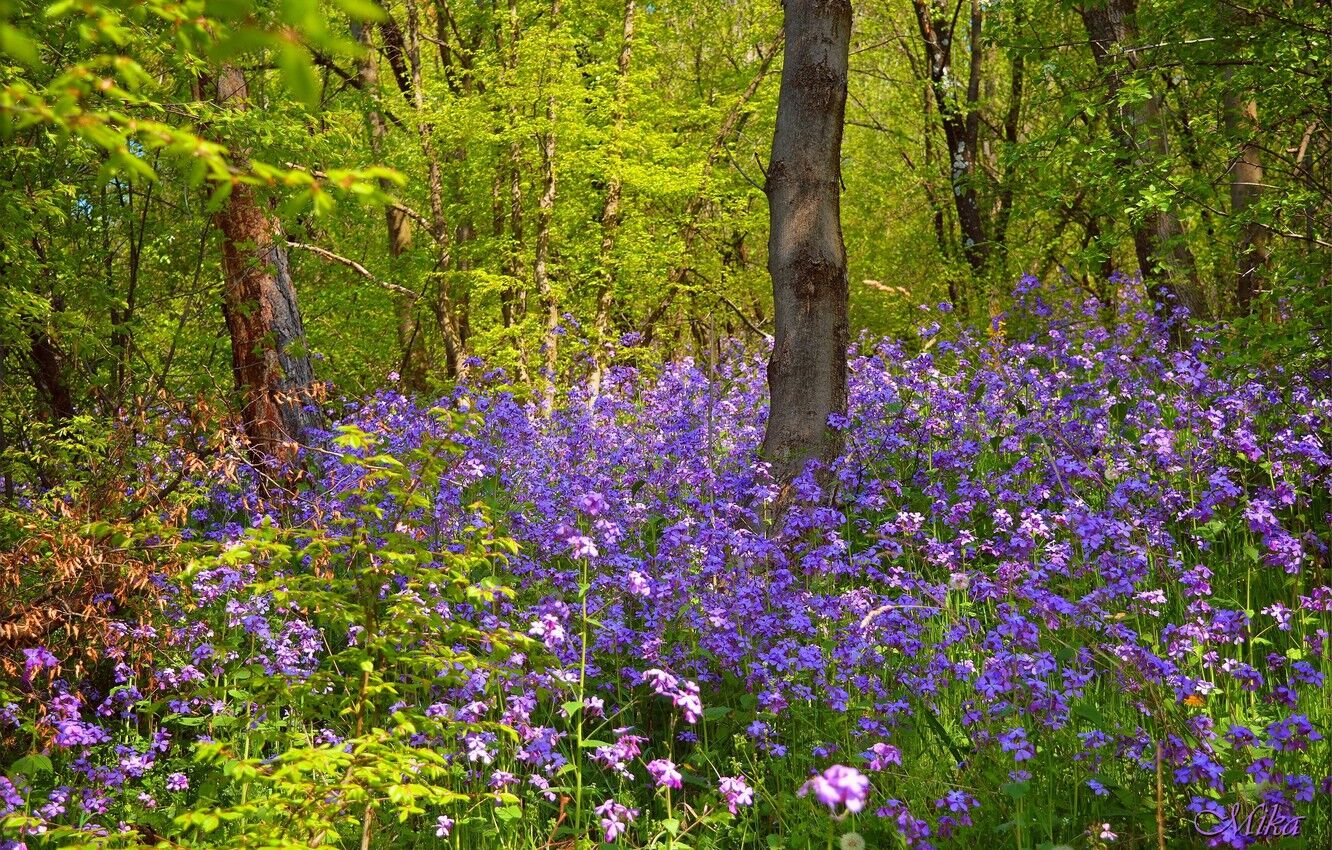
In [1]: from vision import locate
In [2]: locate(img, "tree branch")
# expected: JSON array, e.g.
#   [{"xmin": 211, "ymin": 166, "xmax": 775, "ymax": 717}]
[
  {"xmin": 716, "ymin": 292, "xmax": 772, "ymax": 342},
  {"xmin": 285, "ymin": 241, "xmax": 419, "ymax": 298}
]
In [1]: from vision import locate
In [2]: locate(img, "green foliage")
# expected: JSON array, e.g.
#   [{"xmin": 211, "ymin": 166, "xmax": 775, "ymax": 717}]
[
  {"xmin": 4, "ymin": 0, "xmax": 1326, "ymax": 424},
  {"xmin": 2, "ymin": 424, "xmax": 539, "ymax": 848}
]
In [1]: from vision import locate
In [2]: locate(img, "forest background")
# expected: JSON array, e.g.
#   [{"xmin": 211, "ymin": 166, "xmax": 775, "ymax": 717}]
[{"xmin": 3, "ymin": 0, "xmax": 1328, "ymax": 438}]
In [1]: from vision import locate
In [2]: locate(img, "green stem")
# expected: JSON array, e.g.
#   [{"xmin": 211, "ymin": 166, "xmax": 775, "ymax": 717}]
[{"xmin": 574, "ymin": 554, "xmax": 590, "ymax": 837}]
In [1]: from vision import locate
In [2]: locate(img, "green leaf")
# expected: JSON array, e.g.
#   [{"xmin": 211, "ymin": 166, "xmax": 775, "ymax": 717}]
[
  {"xmin": 204, "ymin": 0, "xmax": 255, "ymax": 20},
  {"xmin": 331, "ymin": 0, "xmax": 387, "ymax": 22},
  {"xmin": 1001, "ymin": 781, "xmax": 1029, "ymax": 801},
  {"xmin": 8, "ymin": 754, "xmax": 53, "ymax": 777},
  {"xmin": 0, "ymin": 24, "xmax": 41, "ymax": 67},
  {"xmin": 278, "ymin": 43, "xmax": 320, "ymax": 109}
]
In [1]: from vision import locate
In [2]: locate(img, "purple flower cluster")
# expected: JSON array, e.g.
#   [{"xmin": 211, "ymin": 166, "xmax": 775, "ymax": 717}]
[
  {"xmin": 800, "ymin": 765, "xmax": 871, "ymax": 814},
  {"xmin": 3, "ymin": 283, "xmax": 1329, "ymax": 847}
]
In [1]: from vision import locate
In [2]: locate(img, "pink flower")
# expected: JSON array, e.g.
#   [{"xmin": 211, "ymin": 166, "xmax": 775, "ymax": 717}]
[
  {"xmin": 568, "ymin": 535, "xmax": 599, "ymax": 559},
  {"xmin": 718, "ymin": 775, "xmax": 754, "ymax": 814},
  {"xmin": 434, "ymin": 815, "xmax": 453, "ymax": 837},
  {"xmin": 647, "ymin": 758, "xmax": 682, "ymax": 790},
  {"xmin": 672, "ymin": 680, "xmax": 703, "ymax": 724},
  {"xmin": 799, "ymin": 765, "xmax": 870, "ymax": 814},
  {"xmin": 594, "ymin": 799, "xmax": 637, "ymax": 843}
]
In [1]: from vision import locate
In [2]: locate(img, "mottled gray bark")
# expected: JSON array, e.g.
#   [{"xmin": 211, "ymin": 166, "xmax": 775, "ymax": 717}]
[
  {"xmin": 912, "ymin": 0, "xmax": 989, "ymax": 278},
  {"xmin": 761, "ymin": 0, "xmax": 852, "ymax": 482}
]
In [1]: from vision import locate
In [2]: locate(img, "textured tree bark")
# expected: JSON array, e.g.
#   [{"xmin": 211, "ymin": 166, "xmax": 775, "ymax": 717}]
[
  {"xmin": 1078, "ymin": 0, "xmax": 1208, "ymax": 322},
  {"xmin": 28, "ymin": 324, "xmax": 74, "ymax": 422},
  {"xmin": 435, "ymin": 1, "xmax": 481, "ymax": 376},
  {"xmin": 21, "ymin": 239, "xmax": 76, "ymax": 422},
  {"xmin": 378, "ymin": 12, "xmax": 414, "ymax": 107},
  {"xmin": 590, "ymin": 0, "xmax": 636, "ymax": 401},
  {"xmin": 1225, "ymin": 92, "xmax": 1266, "ymax": 316},
  {"xmin": 488, "ymin": 0, "xmax": 528, "ymax": 341},
  {"xmin": 761, "ymin": 0, "xmax": 852, "ymax": 483},
  {"xmin": 213, "ymin": 67, "xmax": 321, "ymax": 460},
  {"xmin": 993, "ymin": 4, "xmax": 1025, "ymax": 271}
]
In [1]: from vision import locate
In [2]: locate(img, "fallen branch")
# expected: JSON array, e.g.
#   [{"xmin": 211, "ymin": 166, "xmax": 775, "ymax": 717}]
[
  {"xmin": 285, "ymin": 241, "xmax": 418, "ymax": 299},
  {"xmin": 716, "ymin": 291, "xmax": 772, "ymax": 342}
]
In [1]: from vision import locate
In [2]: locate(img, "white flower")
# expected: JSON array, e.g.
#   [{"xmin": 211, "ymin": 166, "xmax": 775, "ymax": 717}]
[{"xmin": 839, "ymin": 832, "xmax": 866, "ymax": 850}]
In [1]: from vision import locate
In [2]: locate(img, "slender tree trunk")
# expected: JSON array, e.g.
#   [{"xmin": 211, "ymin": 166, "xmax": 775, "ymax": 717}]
[
  {"xmin": 379, "ymin": 12, "xmax": 414, "ymax": 107},
  {"xmin": 912, "ymin": 0, "xmax": 989, "ymax": 281},
  {"xmin": 590, "ymin": 0, "xmax": 636, "ymax": 400},
  {"xmin": 1220, "ymin": 5, "xmax": 1266, "ymax": 317},
  {"xmin": 107, "ymin": 173, "xmax": 152, "ymax": 401},
  {"xmin": 506, "ymin": 133, "xmax": 526, "ymax": 327},
  {"xmin": 404, "ymin": 0, "xmax": 466, "ymax": 379},
  {"xmin": 761, "ymin": 0, "xmax": 852, "ymax": 483},
  {"xmin": 534, "ymin": 0, "xmax": 561, "ymax": 416},
  {"xmin": 1078, "ymin": 0, "xmax": 1207, "ymax": 322},
  {"xmin": 496, "ymin": 0, "xmax": 528, "ymax": 355},
  {"xmin": 437, "ymin": 0, "xmax": 479, "ymax": 369},
  {"xmin": 1225, "ymin": 92, "xmax": 1265, "ymax": 316},
  {"xmin": 213, "ymin": 67, "xmax": 321, "ymax": 459},
  {"xmin": 27, "ymin": 309, "xmax": 74, "ymax": 422},
  {"xmin": 354, "ymin": 20, "xmax": 425, "ymax": 390},
  {"xmin": 992, "ymin": 5, "xmax": 1024, "ymax": 270}
]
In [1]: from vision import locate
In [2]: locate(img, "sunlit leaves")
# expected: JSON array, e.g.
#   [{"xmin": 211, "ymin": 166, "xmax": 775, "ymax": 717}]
[{"xmin": 4, "ymin": 0, "xmax": 395, "ymax": 197}]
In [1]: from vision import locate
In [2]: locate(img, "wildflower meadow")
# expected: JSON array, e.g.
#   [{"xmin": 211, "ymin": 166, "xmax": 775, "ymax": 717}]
[
  {"xmin": 3, "ymin": 1, "xmax": 1330, "ymax": 847},
  {"xmin": 3, "ymin": 284, "xmax": 1328, "ymax": 849}
]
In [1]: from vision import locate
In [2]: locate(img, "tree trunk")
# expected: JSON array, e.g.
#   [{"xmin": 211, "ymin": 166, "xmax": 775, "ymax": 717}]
[
  {"xmin": 1078, "ymin": 0, "xmax": 1207, "ymax": 322},
  {"xmin": 761, "ymin": 0, "xmax": 852, "ymax": 483},
  {"xmin": 992, "ymin": 4, "xmax": 1024, "ymax": 273},
  {"xmin": 213, "ymin": 67, "xmax": 321, "ymax": 459},
  {"xmin": 912, "ymin": 0, "xmax": 989, "ymax": 281},
  {"xmin": 1225, "ymin": 93, "xmax": 1265, "ymax": 316},
  {"xmin": 22, "ymin": 239, "xmax": 76, "ymax": 422},
  {"xmin": 378, "ymin": 12, "xmax": 414, "ymax": 107},
  {"xmin": 1221, "ymin": 6, "xmax": 1266, "ymax": 317},
  {"xmin": 354, "ymin": 20, "xmax": 425, "ymax": 390},
  {"xmin": 534, "ymin": 0, "xmax": 561, "ymax": 416},
  {"xmin": 404, "ymin": 0, "xmax": 466, "ymax": 379},
  {"xmin": 590, "ymin": 0, "xmax": 636, "ymax": 401},
  {"xmin": 498, "ymin": 0, "xmax": 528, "ymax": 336},
  {"xmin": 28, "ymin": 324, "xmax": 74, "ymax": 422}
]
